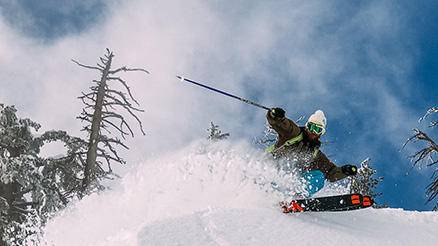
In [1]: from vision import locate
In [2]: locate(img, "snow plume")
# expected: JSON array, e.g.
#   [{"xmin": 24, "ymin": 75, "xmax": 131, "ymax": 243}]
[
  {"xmin": 42, "ymin": 140, "xmax": 438, "ymax": 246},
  {"xmin": 42, "ymin": 140, "xmax": 302, "ymax": 245}
]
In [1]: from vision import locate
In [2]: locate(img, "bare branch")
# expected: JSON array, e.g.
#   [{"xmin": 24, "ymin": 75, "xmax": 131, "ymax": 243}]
[
  {"xmin": 100, "ymin": 136, "xmax": 129, "ymax": 150},
  {"xmin": 96, "ymin": 145, "xmax": 125, "ymax": 165},
  {"xmin": 109, "ymin": 66, "xmax": 150, "ymax": 75},
  {"xmin": 72, "ymin": 59, "xmax": 103, "ymax": 71},
  {"xmin": 100, "ymin": 138, "xmax": 125, "ymax": 163},
  {"xmin": 105, "ymin": 48, "xmax": 114, "ymax": 59},
  {"xmin": 77, "ymin": 115, "xmax": 93, "ymax": 124},
  {"xmin": 78, "ymin": 91, "xmax": 96, "ymax": 101},
  {"xmin": 79, "ymin": 108, "xmax": 94, "ymax": 117},
  {"xmin": 105, "ymin": 89, "xmax": 131, "ymax": 106},
  {"xmin": 80, "ymin": 125, "xmax": 91, "ymax": 133},
  {"xmin": 402, "ymin": 132, "xmax": 420, "ymax": 149},
  {"xmin": 104, "ymin": 92, "xmax": 144, "ymax": 112},
  {"xmin": 78, "ymin": 95, "xmax": 95, "ymax": 108},
  {"xmin": 101, "ymin": 111, "xmax": 134, "ymax": 137},
  {"xmin": 96, "ymin": 152, "xmax": 113, "ymax": 171},
  {"xmin": 102, "ymin": 111, "xmax": 124, "ymax": 119},
  {"xmin": 427, "ymin": 176, "xmax": 438, "ymax": 201},
  {"xmin": 404, "ymin": 129, "xmax": 438, "ymax": 166},
  {"xmin": 419, "ymin": 107, "xmax": 438, "ymax": 123},
  {"xmin": 100, "ymin": 121, "xmax": 113, "ymax": 135},
  {"xmin": 102, "ymin": 118, "xmax": 130, "ymax": 138},
  {"xmin": 103, "ymin": 103, "xmax": 145, "ymax": 136},
  {"xmin": 124, "ymin": 105, "xmax": 146, "ymax": 136},
  {"xmin": 108, "ymin": 77, "xmax": 141, "ymax": 106},
  {"xmin": 100, "ymin": 57, "xmax": 108, "ymax": 65}
]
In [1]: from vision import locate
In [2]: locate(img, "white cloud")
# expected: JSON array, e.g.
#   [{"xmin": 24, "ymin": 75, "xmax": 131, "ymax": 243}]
[{"xmin": 0, "ymin": 0, "xmax": 420, "ymax": 172}]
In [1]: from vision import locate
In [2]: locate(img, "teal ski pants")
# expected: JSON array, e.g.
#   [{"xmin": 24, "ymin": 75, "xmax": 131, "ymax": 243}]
[{"xmin": 302, "ymin": 170, "xmax": 326, "ymax": 197}]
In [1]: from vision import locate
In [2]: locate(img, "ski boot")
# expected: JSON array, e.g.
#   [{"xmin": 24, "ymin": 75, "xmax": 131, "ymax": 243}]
[{"xmin": 280, "ymin": 200, "xmax": 304, "ymax": 213}]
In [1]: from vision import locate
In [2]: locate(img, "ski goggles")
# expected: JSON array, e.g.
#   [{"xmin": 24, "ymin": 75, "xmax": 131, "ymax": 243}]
[{"xmin": 306, "ymin": 122, "xmax": 324, "ymax": 135}]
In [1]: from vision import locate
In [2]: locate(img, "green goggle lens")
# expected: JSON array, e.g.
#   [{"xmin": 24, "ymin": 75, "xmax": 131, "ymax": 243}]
[{"xmin": 307, "ymin": 122, "xmax": 324, "ymax": 134}]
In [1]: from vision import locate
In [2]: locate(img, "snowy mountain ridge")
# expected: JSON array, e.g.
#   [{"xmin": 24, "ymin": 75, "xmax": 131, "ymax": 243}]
[{"xmin": 43, "ymin": 140, "xmax": 438, "ymax": 246}]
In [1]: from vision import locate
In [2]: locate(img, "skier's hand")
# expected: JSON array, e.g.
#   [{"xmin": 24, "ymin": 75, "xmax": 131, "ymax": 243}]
[
  {"xmin": 341, "ymin": 165, "xmax": 358, "ymax": 176},
  {"xmin": 270, "ymin": 108, "xmax": 286, "ymax": 119}
]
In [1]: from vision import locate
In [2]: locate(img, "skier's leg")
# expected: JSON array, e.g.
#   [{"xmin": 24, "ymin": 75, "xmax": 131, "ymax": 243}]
[
  {"xmin": 282, "ymin": 170, "xmax": 325, "ymax": 213},
  {"xmin": 302, "ymin": 170, "xmax": 325, "ymax": 197}
]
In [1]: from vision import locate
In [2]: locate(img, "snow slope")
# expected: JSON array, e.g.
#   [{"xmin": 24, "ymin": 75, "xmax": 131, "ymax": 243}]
[
  {"xmin": 138, "ymin": 208, "xmax": 438, "ymax": 246},
  {"xmin": 43, "ymin": 140, "xmax": 438, "ymax": 246}
]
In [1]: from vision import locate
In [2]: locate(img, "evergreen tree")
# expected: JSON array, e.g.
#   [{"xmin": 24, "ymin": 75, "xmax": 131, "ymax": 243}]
[
  {"xmin": 206, "ymin": 122, "xmax": 229, "ymax": 141},
  {"xmin": 0, "ymin": 105, "xmax": 45, "ymax": 245},
  {"xmin": 0, "ymin": 105, "xmax": 83, "ymax": 245},
  {"xmin": 350, "ymin": 158, "xmax": 383, "ymax": 199},
  {"xmin": 72, "ymin": 49, "xmax": 148, "ymax": 193}
]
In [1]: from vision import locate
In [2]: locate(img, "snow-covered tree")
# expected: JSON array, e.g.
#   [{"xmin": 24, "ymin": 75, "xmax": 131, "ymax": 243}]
[
  {"xmin": 404, "ymin": 107, "xmax": 437, "ymax": 210},
  {"xmin": 206, "ymin": 122, "xmax": 229, "ymax": 141},
  {"xmin": 72, "ymin": 49, "xmax": 148, "ymax": 193},
  {"xmin": 0, "ymin": 105, "xmax": 84, "ymax": 245},
  {"xmin": 0, "ymin": 105, "xmax": 45, "ymax": 245},
  {"xmin": 350, "ymin": 158, "xmax": 383, "ymax": 199},
  {"xmin": 2, "ymin": 209, "xmax": 42, "ymax": 246}
]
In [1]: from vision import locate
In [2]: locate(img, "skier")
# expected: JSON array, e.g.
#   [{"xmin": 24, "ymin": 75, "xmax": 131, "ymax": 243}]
[
  {"xmin": 266, "ymin": 108, "xmax": 358, "ymax": 202},
  {"xmin": 177, "ymin": 76, "xmax": 368, "ymax": 212}
]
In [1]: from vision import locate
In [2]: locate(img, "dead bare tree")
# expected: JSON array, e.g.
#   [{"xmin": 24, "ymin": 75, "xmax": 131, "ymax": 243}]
[
  {"xmin": 72, "ymin": 49, "xmax": 148, "ymax": 193},
  {"xmin": 404, "ymin": 106, "xmax": 438, "ymax": 209},
  {"xmin": 419, "ymin": 107, "xmax": 438, "ymax": 127}
]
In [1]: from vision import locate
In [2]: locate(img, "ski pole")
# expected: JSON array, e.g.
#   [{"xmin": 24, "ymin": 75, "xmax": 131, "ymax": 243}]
[{"xmin": 177, "ymin": 76, "xmax": 270, "ymax": 111}]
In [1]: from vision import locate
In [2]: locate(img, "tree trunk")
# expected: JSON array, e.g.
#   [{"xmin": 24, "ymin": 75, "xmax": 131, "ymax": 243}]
[
  {"xmin": 0, "ymin": 181, "xmax": 24, "ymax": 245},
  {"xmin": 0, "ymin": 145, "xmax": 26, "ymax": 244},
  {"xmin": 82, "ymin": 54, "xmax": 113, "ymax": 191}
]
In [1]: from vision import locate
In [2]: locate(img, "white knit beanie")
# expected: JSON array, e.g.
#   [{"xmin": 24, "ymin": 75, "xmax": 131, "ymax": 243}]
[{"xmin": 307, "ymin": 110, "xmax": 327, "ymax": 134}]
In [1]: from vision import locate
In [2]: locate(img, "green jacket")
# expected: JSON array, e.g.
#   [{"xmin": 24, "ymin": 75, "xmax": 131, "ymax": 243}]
[{"xmin": 266, "ymin": 112, "xmax": 347, "ymax": 182}]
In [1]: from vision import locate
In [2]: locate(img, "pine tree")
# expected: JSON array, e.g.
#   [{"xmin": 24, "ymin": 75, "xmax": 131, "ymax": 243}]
[
  {"xmin": 0, "ymin": 105, "xmax": 84, "ymax": 245},
  {"xmin": 72, "ymin": 49, "xmax": 148, "ymax": 193},
  {"xmin": 349, "ymin": 158, "xmax": 383, "ymax": 199},
  {"xmin": 206, "ymin": 122, "xmax": 229, "ymax": 141},
  {"xmin": 0, "ymin": 105, "xmax": 44, "ymax": 245}
]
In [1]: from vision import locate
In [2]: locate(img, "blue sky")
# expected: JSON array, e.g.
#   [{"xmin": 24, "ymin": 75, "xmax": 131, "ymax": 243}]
[
  {"xmin": 408, "ymin": 1, "xmax": 438, "ymax": 104},
  {"xmin": 0, "ymin": 0, "xmax": 436, "ymax": 211},
  {"xmin": 0, "ymin": 0, "xmax": 105, "ymax": 40}
]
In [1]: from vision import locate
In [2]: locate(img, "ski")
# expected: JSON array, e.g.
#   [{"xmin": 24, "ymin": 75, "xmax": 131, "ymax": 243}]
[{"xmin": 281, "ymin": 193, "xmax": 373, "ymax": 213}]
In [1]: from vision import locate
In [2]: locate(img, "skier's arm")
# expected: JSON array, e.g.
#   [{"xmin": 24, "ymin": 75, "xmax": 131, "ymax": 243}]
[
  {"xmin": 314, "ymin": 151, "xmax": 357, "ymax": 182},
  {"xmin": 313, "ymin": 151, "xmax": 348, "ymax": 182},
  {"xmin": 266, "ymin": 108, "xmax": 301, "ymax": 140}
]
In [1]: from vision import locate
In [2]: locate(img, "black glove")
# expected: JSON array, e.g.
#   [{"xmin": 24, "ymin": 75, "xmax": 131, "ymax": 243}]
[
  {"xmin": 270, "ymin": 107, "xmax": 286, "ymax": 119},
  {"xmin": 341, "ymin": 165, "xmax": 358, "ymax": 176}
]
